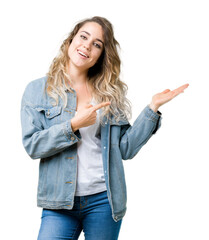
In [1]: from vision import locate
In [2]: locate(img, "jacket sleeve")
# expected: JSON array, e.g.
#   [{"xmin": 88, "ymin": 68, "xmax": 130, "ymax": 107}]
[
  {"xmin": 119, "ymin": 105, "xmax": 162, "ymax": 160},
  {"xmin": 21, "ymin": 97, "xmax": 81, "ymax": 160}
]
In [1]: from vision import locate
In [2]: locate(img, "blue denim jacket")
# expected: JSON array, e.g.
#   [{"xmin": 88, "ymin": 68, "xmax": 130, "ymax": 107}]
[{"xmin": 21, "ymin": 77, "xmax": 162, "ymax": 222}]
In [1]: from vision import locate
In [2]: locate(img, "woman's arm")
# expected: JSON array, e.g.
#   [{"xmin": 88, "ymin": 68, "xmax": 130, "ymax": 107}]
[
  {"xmin": 119, "ymin": 84, "xmax": 189, "ymax": 160},
  {"xmin": 119, "ymin": 106, "xmax": 161, "ymax": 160},
  {"xmin": 21, "ymin": 103, "xmax": 82, "ymax": 159},
  {"xmin": 21, "ymin": 92, "xmax": 110, "ymax": 160}
]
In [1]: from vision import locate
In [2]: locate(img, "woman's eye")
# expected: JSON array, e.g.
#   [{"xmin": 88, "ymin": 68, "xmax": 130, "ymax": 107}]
[
  {"xmin": 80, "ymin": 35, "xmax": 87, "ymax": 40},
  {"xmin": 94, "ymin": 43, "xmax": 101, "ymax": 49}
]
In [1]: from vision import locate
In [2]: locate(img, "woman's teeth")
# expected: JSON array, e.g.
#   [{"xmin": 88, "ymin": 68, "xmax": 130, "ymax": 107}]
[{"xmin": 78, "ymin": 50, "xmax": 88, "ymax": 58}]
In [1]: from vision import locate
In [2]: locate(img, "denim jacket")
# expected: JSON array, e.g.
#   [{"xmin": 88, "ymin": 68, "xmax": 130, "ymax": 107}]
[{"xmin": 21, "ymin": 76, "xmax": 162, "ymax": 222}]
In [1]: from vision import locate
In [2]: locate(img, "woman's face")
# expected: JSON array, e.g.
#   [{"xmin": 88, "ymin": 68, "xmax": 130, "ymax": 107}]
[{"xmin": 68, "ymin": 22, "xmax": 104, "ymax": 73}]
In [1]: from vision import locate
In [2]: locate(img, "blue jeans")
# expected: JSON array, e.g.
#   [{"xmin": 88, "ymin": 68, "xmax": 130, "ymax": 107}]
[{"xmin": 37, "ymin": 191, "xmax": 122, "ymax": 240}]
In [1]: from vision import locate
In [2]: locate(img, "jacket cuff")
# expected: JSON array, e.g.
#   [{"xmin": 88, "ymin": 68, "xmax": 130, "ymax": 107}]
[
  {"xmin": 145, "ymin": 105, "xmax": 161, "ymax": 120},
  {"xmin": 63, "ymin": 120, "xmax": 81, "ymax": 143},
  {"xmin": 145, "ymin": 105, "xmax": 162, "ymax": 134}
]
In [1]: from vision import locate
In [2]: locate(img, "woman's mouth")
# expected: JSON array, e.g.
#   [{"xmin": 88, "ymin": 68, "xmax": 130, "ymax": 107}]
[{"xmin": 77, "ymin": 50, "xmax": 89, "ymax": 58}]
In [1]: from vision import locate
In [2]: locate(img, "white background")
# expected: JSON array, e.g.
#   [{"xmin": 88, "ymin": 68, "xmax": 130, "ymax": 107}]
[{"xmin": 1, "ymin": 0, "xmax": 209, "ymax": 239}]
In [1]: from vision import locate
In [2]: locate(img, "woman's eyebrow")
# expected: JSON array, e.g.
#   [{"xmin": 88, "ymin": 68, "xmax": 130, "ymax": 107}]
[{"xmin": 80, "ymin": 31, "xmax": 104, "ymax": 45}]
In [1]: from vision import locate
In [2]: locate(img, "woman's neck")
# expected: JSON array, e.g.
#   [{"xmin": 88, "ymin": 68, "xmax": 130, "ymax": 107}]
[{"xmin": 67, "ymin": 62, "xmax": 88, "ymax": 87}]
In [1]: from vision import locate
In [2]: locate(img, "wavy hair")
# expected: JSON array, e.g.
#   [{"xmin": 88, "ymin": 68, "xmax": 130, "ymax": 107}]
[{"xmin": 46, "ymin": 16, "xmax": 132, "ymax": 123}]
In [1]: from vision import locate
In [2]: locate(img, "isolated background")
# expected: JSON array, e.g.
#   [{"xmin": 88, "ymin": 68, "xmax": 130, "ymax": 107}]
[{"xmin": 1, "ymin": 0, "xmax": 208, "ymax": 239}]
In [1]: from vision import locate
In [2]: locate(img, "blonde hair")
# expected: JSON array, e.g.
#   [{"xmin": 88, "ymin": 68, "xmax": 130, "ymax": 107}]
[{"xmin": 46, "ymin": 16, "xmax": 132, "ymax": 123}]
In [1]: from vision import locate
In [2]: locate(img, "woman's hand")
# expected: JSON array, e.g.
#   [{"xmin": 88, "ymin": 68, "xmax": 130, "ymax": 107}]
[
  {"xmin": 71, "ymin": 102, "xmax": 111, "ymax": 132},
  {"xmin": 149, "ymin": 83, "xmax": 189, "ymax": 112}
]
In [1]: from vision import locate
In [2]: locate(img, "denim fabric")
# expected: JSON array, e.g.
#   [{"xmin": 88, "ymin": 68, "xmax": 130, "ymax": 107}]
[
  {"xmin": 21, "ymin": 77, "xmax": 162, "ymax": 222},
  {"xmin": 37, "ymin": 191, "xmax": 122, "ymax": 240}
]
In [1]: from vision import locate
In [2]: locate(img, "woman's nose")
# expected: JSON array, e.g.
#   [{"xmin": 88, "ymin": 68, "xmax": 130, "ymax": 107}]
[{"xmin": 84, "ymin": 41, "xmax": 91, "ymax": 50}]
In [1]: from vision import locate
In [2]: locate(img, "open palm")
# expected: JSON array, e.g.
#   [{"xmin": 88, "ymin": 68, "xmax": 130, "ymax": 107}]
[{"xmin": 150, "ymin": 84, "xmax": 189, "ymax": 112}]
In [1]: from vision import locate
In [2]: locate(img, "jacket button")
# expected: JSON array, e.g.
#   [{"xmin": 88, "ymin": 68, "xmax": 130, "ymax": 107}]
[
  {"xmin": 104, "ymin": 146, "xmax": 106, "ymax": 149},
  {"xmin": 71, "ymin": 136, "xmax": 75, "ymax": 141}
]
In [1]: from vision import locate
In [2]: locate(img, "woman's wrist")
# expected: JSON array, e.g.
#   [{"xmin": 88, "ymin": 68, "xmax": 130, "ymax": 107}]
[
  {"xmin": 149, "ymin": 102, "xmax": 159, "ymax": 112},
  {"xmin": 71, "ymin": 118, "xmax": 79, "ymax": 132}
]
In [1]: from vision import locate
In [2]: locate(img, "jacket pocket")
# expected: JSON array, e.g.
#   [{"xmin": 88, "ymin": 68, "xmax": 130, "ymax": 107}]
[{"xmin": 35, "ymin": 106, "xmax": 62, "ymax": 127}]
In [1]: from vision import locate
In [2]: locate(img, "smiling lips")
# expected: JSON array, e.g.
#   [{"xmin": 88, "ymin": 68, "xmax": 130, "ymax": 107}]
[{"xmin": 77, "ymin": 49, "xmax": 89, "ymax": 58}]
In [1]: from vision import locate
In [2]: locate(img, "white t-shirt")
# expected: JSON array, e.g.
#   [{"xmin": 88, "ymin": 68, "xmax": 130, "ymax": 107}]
[{"xmin": 75, "ymin": 99, "xmax": 107, "ymax": 196}]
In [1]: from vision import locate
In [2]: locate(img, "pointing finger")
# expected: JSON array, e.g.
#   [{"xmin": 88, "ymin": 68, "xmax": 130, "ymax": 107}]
[
  {"xmin": 92, "ymin": 102, "xmax": 111, "ymax": 111},
  {"xmin": 85, "ymin": 104, "xmax": 94, "ymax": 108}
]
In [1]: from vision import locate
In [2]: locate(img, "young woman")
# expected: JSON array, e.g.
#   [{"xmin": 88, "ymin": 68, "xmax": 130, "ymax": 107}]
[{"xmin": 21, "ymin": 16, "xmax": 189, "ymax": 240}]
